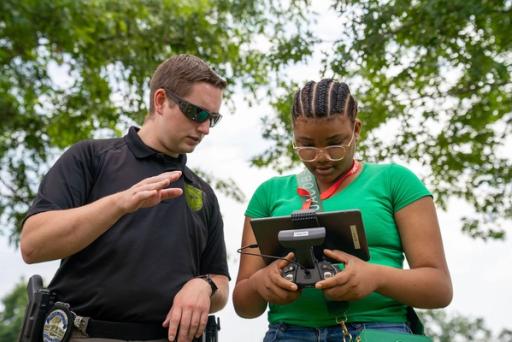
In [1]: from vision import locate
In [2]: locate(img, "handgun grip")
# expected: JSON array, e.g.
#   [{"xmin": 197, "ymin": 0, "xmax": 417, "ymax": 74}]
[
  {"xmin": 26, "ymin": 275, "xmax": 43, "ymax": 302},
  {"xmin": 17, "ymin": 275, "xmax": 52, "ymax": 342}
]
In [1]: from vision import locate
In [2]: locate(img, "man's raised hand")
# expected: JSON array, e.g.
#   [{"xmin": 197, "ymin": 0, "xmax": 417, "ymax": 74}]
[{"xmin": 119, "ymin": 171, "xmax": 183, "ymax": 213}]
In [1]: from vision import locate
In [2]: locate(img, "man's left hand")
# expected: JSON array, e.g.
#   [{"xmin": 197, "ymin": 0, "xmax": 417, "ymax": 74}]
[{"xmin": 162, "ymin": 278, "xmax": 212, "ymax": 342}]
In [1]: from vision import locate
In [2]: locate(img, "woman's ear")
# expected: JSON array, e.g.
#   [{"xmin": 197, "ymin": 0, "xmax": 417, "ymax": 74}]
[{"xmin": 354, "ymin": 119, "xmax": 362, "ymax": 139}]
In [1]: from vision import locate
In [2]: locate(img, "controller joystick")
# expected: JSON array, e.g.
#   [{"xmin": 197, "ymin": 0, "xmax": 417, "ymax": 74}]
[{"xmin": 282, "ymin": 260, "xmax": 339, "ymax": 289}]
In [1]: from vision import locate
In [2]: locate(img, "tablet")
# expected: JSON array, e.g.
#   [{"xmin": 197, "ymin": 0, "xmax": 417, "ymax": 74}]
[{"xmin": 250, "ymin": 209, "xmax": 370, "ymax": 265}]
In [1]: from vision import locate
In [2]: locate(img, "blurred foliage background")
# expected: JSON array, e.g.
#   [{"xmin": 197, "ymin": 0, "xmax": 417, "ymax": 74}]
[
  {"xmin": 1, "ymin": 0, "xmax": 510, "ymax": 244},
  {"xmin": 1, "ymin": 0, "xmax": 510, "ymax": 245}
]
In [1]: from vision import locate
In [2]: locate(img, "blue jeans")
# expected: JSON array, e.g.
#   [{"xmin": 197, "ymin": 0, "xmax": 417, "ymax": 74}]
[{"xmin": 263, "ymin": 322, "xmax": 413, "ymax": 342}]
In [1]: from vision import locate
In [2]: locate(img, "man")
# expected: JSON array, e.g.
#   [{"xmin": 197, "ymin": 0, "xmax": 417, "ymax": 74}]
[{"xmin": 20, "ymin": 54, "xmax": 230, "ymax": 342}]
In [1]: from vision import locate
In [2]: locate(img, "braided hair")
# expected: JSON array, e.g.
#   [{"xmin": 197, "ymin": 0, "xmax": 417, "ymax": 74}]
[{"xmin": 292, "ymin": 79, "xmax": 358, "ymax": 123}]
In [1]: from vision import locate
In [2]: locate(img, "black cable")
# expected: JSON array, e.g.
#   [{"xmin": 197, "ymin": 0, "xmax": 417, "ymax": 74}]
[
  {"xmin": 236, "ymin": 244, "xmax": 302, "ymax": 268},
  {"xmin": 237, "ymin": 243, "xmax": 259, "ymax": 250}
]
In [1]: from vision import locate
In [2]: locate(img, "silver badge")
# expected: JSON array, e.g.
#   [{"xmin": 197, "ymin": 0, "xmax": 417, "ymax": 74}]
[{"xmin": 43, "ymin": 308, "xmax": 69, "ymax": 342}]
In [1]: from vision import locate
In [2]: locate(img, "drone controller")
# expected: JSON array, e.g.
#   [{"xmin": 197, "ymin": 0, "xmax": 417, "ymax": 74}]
[
  {"xmin": 282, "ymin": 259, "xmax": 339, "ymax": 288},
  {"xmin": 278, "ymin": 210, "xmax": 340, "ymax": 289}
]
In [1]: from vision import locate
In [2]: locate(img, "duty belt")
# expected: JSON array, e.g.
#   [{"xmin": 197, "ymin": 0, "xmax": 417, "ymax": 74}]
[
  {"xmin": 85, "ymin": 319, "xmax": 168, "ymax": 340},
  {"xmin": 43, "ymin": 302, "xmax": 168, "ymax": 341}
]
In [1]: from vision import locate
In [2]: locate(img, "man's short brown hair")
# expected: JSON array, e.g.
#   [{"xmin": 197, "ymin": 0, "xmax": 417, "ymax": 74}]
[{"xmin": 148, "ymin": 54, "xmax": 227, "ymax": 114}]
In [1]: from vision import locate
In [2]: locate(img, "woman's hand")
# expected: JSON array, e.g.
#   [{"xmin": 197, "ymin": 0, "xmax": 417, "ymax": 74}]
[
  {"xmin": 250, "ymin": 252, "xmax": 300, "ymax": 305},
  {"xmin": 315, "ymin": 249, "xmax": 378, "ymax": 301}
]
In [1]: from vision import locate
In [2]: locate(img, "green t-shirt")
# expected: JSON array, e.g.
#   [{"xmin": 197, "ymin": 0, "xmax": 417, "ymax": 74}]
[{"xmin": 245, "ymin": 163, "xmax": 431, "ymax": 327}]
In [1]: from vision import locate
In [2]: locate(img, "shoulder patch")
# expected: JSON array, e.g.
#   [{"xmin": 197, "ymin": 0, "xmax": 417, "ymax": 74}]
[{"xmin": 184, "ymin": 183, "xmax": 204, "ymax": 211}]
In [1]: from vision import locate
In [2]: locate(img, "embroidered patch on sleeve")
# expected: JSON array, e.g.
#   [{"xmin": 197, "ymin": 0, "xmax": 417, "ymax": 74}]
[{"xmin": 184, "ymin": 183, "xmax": 204, "ymax": 211}]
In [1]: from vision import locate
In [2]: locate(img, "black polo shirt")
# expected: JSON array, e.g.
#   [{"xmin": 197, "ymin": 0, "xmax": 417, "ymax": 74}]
[{"xmin": 25, "ymin": 127, "xmax": 230, "ymax": 323}]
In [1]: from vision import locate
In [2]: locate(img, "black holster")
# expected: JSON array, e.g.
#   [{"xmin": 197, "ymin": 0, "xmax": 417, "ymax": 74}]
[
  {"xmin": 201, "ymin": 315, "xmax": 220, "ymax": 342},
  {"xmin": 17, "ymin": 275, "xmax": 55, "ymax": 342}
]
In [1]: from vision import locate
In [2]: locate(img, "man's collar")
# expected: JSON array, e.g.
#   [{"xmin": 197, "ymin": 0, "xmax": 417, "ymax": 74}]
[
  {"xmin": 124, "ymin": 126, "xmax": 202, "ymax": 186},
  {"xmin": 124, "ymin": 126, "xmax": 187, "ymax": 166}
]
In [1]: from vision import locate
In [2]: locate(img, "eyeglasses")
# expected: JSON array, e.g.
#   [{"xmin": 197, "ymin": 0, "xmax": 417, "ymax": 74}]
[
  {"xmin": 293, "ymin": 130, "xmax": 355, "ymax": 162},
  {"xmin": 164, "ymin": 89, "xmax": 222, "ymax": 127}
]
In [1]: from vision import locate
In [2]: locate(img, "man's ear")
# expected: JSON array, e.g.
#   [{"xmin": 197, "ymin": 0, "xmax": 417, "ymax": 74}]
[{"xmin": 153, "ymin": 89, "xmax": 167, "ymax": 115}]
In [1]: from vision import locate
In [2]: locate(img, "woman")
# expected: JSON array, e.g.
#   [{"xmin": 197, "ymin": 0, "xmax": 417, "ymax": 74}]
[{"xmin": 232, "ymin": 79, "xmax": 452, "ymax": 341}]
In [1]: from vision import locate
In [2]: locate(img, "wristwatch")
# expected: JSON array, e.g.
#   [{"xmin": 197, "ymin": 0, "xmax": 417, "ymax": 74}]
[{"xmin": 196, "ymin": 274, "xmax": 218, "ymax": 296}]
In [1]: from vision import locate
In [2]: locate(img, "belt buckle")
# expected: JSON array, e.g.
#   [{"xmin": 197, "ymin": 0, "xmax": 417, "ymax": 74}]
[{"xmin": 73, "ymin": 315, "xmax": 89, "ymax": 336}]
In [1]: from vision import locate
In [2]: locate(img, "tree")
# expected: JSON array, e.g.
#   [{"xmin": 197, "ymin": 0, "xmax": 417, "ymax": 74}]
[
  {"xmin": 0, "ymin": 0, "xmax": 316, "ymax": 245},
  {"xmin": 253, "ymin": 0, "xmax": 512, "ymax": 240},
  {"xmin": 419, "ymin": 309, "xmax": 512, "ymax": 342},
  {"xmin": 0, "ymin": 279, "xmax": 27, "ymax": 341},
  {"xmin": 2, "ymin": 1, "xmax": 511, "ymax": 244}
]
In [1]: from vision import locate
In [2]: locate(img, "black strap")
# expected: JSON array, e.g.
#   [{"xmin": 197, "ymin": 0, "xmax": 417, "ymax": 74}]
[
  {"xmin": 86, "ymin": 319, "xmax": 168, "ymax": 340},
  {"xmin": 406, "ymin": 306, "xmax": 426, "ymax": 335},
  {"xmin": 325, "ymin": 299, "xmax": 349, "ymax": 316}
]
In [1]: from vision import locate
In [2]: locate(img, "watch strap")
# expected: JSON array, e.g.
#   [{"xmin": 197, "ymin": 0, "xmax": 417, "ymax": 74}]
[{"xmin": 196, "ymin": 274, "xmax": 218, "ymax": 296}]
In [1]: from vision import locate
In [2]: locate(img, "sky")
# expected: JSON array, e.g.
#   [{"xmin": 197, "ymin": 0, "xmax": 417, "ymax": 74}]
[{"xmin": 2, "ymin": 1, "xmax": 511, "ymax": 340}]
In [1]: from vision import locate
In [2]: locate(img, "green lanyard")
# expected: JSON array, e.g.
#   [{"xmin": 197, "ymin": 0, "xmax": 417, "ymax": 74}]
[
  {"xmin": 296, "ymin": 160, "xmax": 360, "ymax": 211},
  {"xmin": 296, "ymin": 167, "xmax": 323, "ymax": 211}
]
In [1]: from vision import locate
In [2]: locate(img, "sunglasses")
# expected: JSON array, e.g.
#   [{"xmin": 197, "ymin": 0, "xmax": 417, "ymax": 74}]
[{"xmin": 164, "ymin": 89, "xmax": 222, "ymax": 127}]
